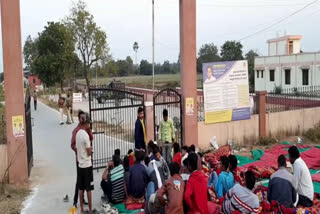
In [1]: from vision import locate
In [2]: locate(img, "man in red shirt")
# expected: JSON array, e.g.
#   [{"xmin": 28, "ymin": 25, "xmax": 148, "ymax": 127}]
[
  {"xmin": 172, "ymin": 143, "xmax": 182, "ymax": 167},
  {"xmin": 71, "ymin": 111, "xmax": 94, "ymax": 208},
  {"xmin": 184, "ymin": 153, "xmax": 209, "ymax": 214}
]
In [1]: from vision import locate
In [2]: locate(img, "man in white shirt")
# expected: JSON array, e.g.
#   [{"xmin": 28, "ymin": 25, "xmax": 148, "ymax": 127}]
[
  {"xmin": 76, "ymin": 113, "xmax": 94, "ymax": 213},
  {"xmin": 288, "ymin": 146, "xmax": 314, "ymax": 207}
]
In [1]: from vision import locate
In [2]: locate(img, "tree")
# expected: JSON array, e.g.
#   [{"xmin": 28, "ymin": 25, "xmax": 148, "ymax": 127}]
[
  {"xmin": 197, "ymin": 43, "xmax": 220, "ymax": 73},
  {"xmin": 162, "ymin": 61, "xmax": 171, "ymax": 74},
  {"xmin": 133, "ymin": 42, "xmax": 139, "ymax": 66},
  {"xmin": 105, "ymin": 60, "xmax": 120, "ymax": 77},
  {"xmin": 126, "ymin": 56, "xmax": 135, "ymax": 75},
  {"xmin": 220, "ymin": 41, "xmax": 244, "ymax": 61},
  {"xmin": 139, "ymin": 60, "xmax": 152, "ymax": 75},
  {"xmin": 32, "ymin": 21, "xmax": 75, "ymax": 91},
  {"xmin": 67, "ymin": 0, "xmax": 110, "ymax": 89},
  {"xmin": 245, "ymin": 50, "xmax": 259, "ymax": 92},
  {"xmin": 23, "ymin": 36, "xmax": 38, "ymax": 72}
]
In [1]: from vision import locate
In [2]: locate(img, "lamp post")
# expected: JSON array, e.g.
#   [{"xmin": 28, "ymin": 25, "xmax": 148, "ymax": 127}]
[{"xmin": 152, "ymin": 0, "xmax": 155, "ymax": 93}]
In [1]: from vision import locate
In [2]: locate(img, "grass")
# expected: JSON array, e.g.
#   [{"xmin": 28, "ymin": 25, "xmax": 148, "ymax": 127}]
[
  {"xmin": 304, "ymin": 122, "xmax": 320, "ymax": 144},
  {"xmin": 77, "ymin": 73, "xmax": 204, "ymax": 89},
  {"xmin": 0, "ymin": 184, "xmax": 30, "ymax": 214}
]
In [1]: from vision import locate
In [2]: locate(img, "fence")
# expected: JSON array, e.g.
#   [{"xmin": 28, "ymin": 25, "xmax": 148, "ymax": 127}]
[{"xmin": 266, "ymin": 86, "xmax": 320, "ymax": 113}]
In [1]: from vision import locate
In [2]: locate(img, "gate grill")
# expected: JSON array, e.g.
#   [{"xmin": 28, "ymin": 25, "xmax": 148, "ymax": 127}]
[
  {"xmin": 89, "ymin": 87, "xmax": 144, "ymax": 169},
  {"xmin": 154, "ymin": 89, "xmax": 183, "ymax": 146},
  {"xmin": 25, "ymin": 89, "xmax": 33, "ymax": 176}
]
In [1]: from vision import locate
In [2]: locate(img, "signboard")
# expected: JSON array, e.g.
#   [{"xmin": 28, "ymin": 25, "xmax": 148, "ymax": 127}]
[
  {"xmin": 73, "ymin": 93, "xmax": 82, "ymax": 103},
  {"xmin": 203, "ymin": 60, "xmax": 250, "ymax": 124},
  {"xmin": 185, "ymin": 97, "xmax": 194, "ymax": 116},
  {"xmin": 12, "ymin": 115, "xmax": 24, "ymax": 137}
]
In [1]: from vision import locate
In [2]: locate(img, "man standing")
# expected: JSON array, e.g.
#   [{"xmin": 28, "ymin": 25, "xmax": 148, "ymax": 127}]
[
  {"xmin": 268, "ymin": 154, "xmax": 297, "ymax": 208},
  {"xmin": 288, "ymin": 146, "xmax": 314, "ymax": 207},
  {"xmin": 58, "ymin": 94, "xmax": 65, "ymax": 125},
  {"xmin": 71, "ymin": 111, "xmax": 93, "ymax": 208},
  {"xmin": 159, "ymin": 109, "xmax": 175, "ymax": 164},
  {"xmin": 76, "ymin": 113, "xmax": 94, "ymax": 213},
  {"xmin": 33, "ymin": 91, "xmax": 37, "ymax": 111},
  {"xmin": 135, "ymin": 107, "xmax": 146, "ymax": 151},
  {"xmin": 66, "ymin": 93, "xmax": 74, "ymax": 124}
]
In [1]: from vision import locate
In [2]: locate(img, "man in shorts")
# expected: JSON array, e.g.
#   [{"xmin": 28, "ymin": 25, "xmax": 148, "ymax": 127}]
[{"xmin": 76, "ymin": 113, "xmax": 94, "ymax": 213}]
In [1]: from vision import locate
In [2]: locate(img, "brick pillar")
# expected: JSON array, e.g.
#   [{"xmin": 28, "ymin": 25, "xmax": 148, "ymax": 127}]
[
  {"xmin": 144, "ymin": 99, "xmax": 154, "ymax": 144},
  {"xmin": 1, "ymin": 0, "xmax": 29, "ymax": 184},
  {"xmin": 179, "ymin": 0, "xmax": 198, "ymax": 146},
  {"xmin": 257, "ymin": 91, "xmax": 267, "ymax": 138}
]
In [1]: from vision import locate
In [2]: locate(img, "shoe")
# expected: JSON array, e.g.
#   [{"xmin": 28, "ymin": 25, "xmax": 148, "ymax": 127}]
[
  {"xmin": 63, "ymin": 195, "xmax": 69, "ymax": 202},
  {"xmin": 83, "ymin": 200, "xmax": 88, "ymax": 206},
  {"xmin": 60, "ymin": 122, "xmax": 64, "ymax": 125},
  {"xmin": 66, "ymin": 122, "xmax": 72, "ymax": 125}
]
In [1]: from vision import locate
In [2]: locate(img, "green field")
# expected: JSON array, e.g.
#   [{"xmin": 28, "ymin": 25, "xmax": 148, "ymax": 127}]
[{"xmin": 78, "ymin": 74, "xmax": 204, "ymax": 89}]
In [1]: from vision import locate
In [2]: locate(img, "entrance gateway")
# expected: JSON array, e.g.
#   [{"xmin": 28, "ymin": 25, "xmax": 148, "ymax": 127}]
[
  {"xmin": 89, "ymin": 87, "xmax": 183, "ymax": 169},
  {"xmin": 89, "ymin": 87, "xmax": 144, "ymax": 169}
]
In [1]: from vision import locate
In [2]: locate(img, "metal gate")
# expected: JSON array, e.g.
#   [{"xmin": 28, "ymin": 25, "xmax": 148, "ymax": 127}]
[
  {"xmin": 89, "ymin": 87, "xmax": 144, "ymax": 169},
  {"xmin": 25, "ymin": 89, "xmax": 33, "ymax": 176},
  {"xmin": 153, "ymin": 88, "xmax": 183, "ymax": 146}
]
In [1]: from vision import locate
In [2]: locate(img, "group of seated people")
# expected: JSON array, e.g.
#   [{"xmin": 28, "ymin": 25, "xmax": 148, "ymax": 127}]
[{"xmin": 99, "ymin": 143, "xmax": 315, "ymax": 214}]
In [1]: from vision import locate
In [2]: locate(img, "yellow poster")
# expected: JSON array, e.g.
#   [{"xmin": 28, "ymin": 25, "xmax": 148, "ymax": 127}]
[
  {"xmin": 205, "ymin": 110, "xmax": 233, "ymax": 124},
  {"xmin": 186, "ymin": 97, "xmax": 194, "ymax": 116},
  {"xmin": 12, "ymin": 115, "xmax": 24, "ymax": 137}
]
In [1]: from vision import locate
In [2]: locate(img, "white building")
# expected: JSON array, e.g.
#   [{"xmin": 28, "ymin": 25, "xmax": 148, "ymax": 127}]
[{"xmin": 255, "ymin": 35, "xmax": 320, "ymax": 92}]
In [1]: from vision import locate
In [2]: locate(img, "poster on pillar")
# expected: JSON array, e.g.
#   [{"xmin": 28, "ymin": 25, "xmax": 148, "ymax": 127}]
[{"xmin": 202, "ymin": 60, "xmax": 250, "ymax": 124}]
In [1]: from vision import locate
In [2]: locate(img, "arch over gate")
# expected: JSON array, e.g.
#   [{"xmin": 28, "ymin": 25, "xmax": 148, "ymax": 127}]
[
  {"xmin": 89, "ymin": 87, "xmax": 144, "ymax": 169},
  {"xmin": 153, "ymin": 88, "xmax": 183, "ymax": 146}
]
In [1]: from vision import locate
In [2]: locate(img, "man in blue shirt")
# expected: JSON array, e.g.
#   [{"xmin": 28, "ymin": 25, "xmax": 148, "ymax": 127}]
[
  {"xmin": 212, "ymin": 156, "xmax": 234, "ymax": 198},
  {"xmin": 128, "ymin": 150, "xmax": 148, "ymax": 198}
]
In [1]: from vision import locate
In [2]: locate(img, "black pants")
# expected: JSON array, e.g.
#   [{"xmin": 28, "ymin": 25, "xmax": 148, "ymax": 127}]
[
  {"xmin": 298, "ymin": 194, "xmax": 313, "ymax": 207},
  {"xmin": 34, "ymin": 101, "xmax": 37, "ymax": 111},
  {"xmin": 73, "ymin": 162, "xmax": 88, "ymax": 205},
  {"xmin": 101, "ymin": 180, "xmax": 112, "ymax": 202}
]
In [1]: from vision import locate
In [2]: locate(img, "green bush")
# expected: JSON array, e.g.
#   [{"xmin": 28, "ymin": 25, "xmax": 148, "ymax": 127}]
[
  {"xmin": 258, "ymin": 137, "xmax": 277, "ymax": 146},
  {"xmin": 304, "ymin": 122, "xmax": 320, "ymax": 143}
]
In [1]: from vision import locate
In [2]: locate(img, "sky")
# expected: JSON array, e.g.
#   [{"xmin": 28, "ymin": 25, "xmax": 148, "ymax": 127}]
[{"xmin": 1, "ymin": 0, "xmax": 320, "ymax": 72}]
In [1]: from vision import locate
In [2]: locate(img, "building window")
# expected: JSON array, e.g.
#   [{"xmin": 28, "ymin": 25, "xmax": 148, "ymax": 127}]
[
  {"xmin": 261, "ymin": 70, "xmax": 264, "ymax": 78},
  {"xmin": 33, "ymin": 78, "xmax": 36, "ymax": 84},
  {"xmin": 289, "ymin": 41, "xmax": 293, "ymax": 54},
  {"xmin": 257, "ymin": 71, "xmax": 259, "ymax": 78},
  {"xmin": 269, "ymin": 70, "xmax": 275, "ymax": 82},
  {"xmin": 285, "ymin": 69, "xmax": 291, "ymax": 85},
  {"xmin": 302, "ymin": 69, "xmax": 309, "ymax": 85}
]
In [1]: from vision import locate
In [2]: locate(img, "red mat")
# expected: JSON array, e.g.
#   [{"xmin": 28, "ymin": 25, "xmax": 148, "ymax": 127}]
[{"xmin": 300, "ymin": 147, "xmax": 320, "ymax": 170}]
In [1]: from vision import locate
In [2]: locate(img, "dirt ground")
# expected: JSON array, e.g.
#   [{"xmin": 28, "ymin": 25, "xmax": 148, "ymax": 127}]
[{"xmin": 0, "ymin": 184, "xmax": 30, "ymax": 214}]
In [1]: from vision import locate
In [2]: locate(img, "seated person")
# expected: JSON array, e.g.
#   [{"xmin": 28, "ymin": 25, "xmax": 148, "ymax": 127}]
[
  {"xmin": 157, "ymin": 162, "xmax": 185, "ymax": 214},
  {"xmin": 184, "ymin": 153, "xmax": 209, "ymax": 214},
  {"xmin": 172, "ymin": 143, "xmax": 182, "ymax": 167},
  {"xmin": 128, "ymin": 150, "xmax": 148, "ymax": 199},
  {"xmin": 268, "ymin": 154, "xmax": 297, "ymax": 208},
  {"xmin": 101, "ymin": 155, "xmax": 125, "ymax": 204},
  {"xmin": 181, "ymin": 158, "xmax": 190, "ymax": 183},
  {"xmin": 127, "ymin": 149, "xmax": 135, "ymax": 167},
  {"xmin": 181, "ymin": 146, "xmax": 189, "ymax": 167},
  {"xmin": 210, "ymin": 156, "xmax": 234, "ymax": 198},
  {"xmin": 222, "ymin": 170, "xmax": 260, "ymax": 214},
  {"xmin": 288, "ymin": 146, "xmax": 314, "ymax": 207},
  {"xmin": 228, "ymin": 155, "xmax": 244, "ymax": 186},
  {"xmin": 123, "ymin": 156, "xmax": 130, "ymax": 194},
  {"xmin": 153, "ymin": 145, "xmax": 170, "ymax": 180}
]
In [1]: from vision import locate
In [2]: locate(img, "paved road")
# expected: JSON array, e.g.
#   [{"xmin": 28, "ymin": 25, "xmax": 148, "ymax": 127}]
[{"xmin": 21, "ymin": 102, "xmax": 104, "ymax": 214}]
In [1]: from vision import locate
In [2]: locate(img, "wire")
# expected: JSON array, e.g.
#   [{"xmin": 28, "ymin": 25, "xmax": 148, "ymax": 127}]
[
  {"xmin": 198, "ymin": 3, "xmax": 307, "ymax": 8},
  {"xmin": 238, "ymin": 0, "xmax": 319, "ymax": 41}
]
